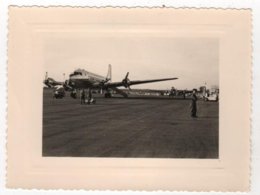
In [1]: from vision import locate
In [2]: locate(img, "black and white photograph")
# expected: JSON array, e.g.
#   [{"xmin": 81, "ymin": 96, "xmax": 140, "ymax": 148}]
[{"xmin": 42, "ymin": 33, "xmax": 219, "ymax": 158}]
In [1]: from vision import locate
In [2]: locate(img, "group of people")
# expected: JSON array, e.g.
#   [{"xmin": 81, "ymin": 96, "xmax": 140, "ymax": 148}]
[{"xmin": 80, "ymin": 89, "xmax": 93, "ymax": 104}]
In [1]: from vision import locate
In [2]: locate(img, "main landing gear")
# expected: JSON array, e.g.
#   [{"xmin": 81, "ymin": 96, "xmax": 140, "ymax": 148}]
[{"xmin": 104, "ymin": 92, "xmax": 112, "ymax": 98}]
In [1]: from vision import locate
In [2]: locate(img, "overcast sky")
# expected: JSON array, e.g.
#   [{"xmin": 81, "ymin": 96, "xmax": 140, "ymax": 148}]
[{"xmin": 44, "ymin": 36, "xmax": 218, "ymax": 90}]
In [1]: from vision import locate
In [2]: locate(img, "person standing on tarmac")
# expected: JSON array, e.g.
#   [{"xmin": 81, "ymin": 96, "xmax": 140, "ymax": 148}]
[
  {"xmin": 80, "ymin": 89, "xmax": 85, "ymax": 104},
  {"xmin": 88, "ymin": 89, "xmax": 92, "ymax": 101},
  {"xmin": 190, "ymin": 89, "xmax": 198, "ymax": 118},
  {"xmin": 183, "ymin": 90, "xmax": 186, "ymax": 99}
]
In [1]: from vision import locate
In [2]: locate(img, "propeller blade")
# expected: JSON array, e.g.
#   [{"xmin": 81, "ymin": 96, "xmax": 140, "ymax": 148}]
[
  {"xmin": 125, "ymin": 72, "xmax": 129, "ymax": 79},
  {"xmin": 122, "ymin": 72, "xmax": 131, "ymax": 88}
]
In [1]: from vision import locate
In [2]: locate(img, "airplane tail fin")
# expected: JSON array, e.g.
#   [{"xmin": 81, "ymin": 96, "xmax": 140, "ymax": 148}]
[{"xmin": 106, "ymin": 64, "xmax": 112, "ymax": 82}]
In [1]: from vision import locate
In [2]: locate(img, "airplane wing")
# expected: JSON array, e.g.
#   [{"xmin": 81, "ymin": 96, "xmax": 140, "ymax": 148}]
[{"xmin": 104, "ymin": 77, "xmax": 178, "ymax": 89}]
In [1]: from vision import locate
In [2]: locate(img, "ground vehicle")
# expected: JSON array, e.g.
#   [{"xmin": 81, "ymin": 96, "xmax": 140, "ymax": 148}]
[
  {"xmin": 204, "ymin": 93, "xmax": 218, "ymax": 102},
  {"xmin": 53, "ymin": 87, "xmax": 65, "ymax": 99}
]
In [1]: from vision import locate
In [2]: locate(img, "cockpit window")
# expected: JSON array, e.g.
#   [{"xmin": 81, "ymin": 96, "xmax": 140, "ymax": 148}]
[{"xmin": 70, "ymin": 71, "xmax": 82, "ymax": 77}]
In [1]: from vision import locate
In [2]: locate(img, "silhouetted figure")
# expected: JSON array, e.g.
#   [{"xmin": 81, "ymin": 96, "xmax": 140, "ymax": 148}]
[
  {"xmin": 88, "ymin": 89, "xmax": 92, "ymax": 101},
  {"xmin": 190, "ymin": 90, "xmax": 197, "ymax": 117},
  {"xmin": 80, "ymin": 89, "xmax": 85, "ymax": 104}
]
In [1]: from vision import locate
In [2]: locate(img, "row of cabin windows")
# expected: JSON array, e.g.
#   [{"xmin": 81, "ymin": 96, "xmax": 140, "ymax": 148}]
[{"xmin": 70, "ymin": 71, "xmax": 104, "ymax": 80}]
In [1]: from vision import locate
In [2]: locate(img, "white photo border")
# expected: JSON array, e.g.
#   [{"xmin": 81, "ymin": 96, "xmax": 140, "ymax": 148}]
[{"xmin": 1, "ymin": 1, "xmax": 260, "ymax": 195}]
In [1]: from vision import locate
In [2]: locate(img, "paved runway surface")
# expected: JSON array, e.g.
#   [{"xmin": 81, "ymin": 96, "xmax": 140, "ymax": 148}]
[{"xmin": 43, "ymin": 89, "xmax": 219, "ymax": 158}]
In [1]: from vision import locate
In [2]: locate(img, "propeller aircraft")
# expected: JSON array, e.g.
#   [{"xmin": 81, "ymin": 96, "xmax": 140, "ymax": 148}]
[{"xmin": 43, "ymin": 64, "xmax": 178, "ymax": 101}]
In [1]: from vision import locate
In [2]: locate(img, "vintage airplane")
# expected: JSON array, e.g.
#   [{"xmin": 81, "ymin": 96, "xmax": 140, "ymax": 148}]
[
  {"xmin": 44, "ymin": 64, "xmax": 178, "ymax": 99},
  {"xmin": 43, "ymin": 72, "xmax": 64, "ymax": 88}
]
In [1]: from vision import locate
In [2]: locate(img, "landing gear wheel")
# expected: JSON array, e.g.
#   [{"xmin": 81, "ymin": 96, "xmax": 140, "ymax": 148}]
[
  {"xmin": 105, "ymin": 93, "xmax": 112, "ymax": 98},
  {"xmin": 70, "ymin": 91, "xmax": 77, "ymax": 99}
]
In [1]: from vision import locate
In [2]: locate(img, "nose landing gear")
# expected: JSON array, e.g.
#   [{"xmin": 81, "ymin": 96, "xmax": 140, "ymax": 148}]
[{"xmin": 70, "ymin": 90, "xmax": 77, "ymax": 99}]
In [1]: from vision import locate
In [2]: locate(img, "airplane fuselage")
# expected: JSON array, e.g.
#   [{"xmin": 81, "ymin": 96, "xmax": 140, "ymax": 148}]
[{"xmin": 68, "ymin": 69, "xmax": 106, "ymax": 89}]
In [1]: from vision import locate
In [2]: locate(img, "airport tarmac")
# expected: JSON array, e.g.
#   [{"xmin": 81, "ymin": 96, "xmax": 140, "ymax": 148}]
[{"xmin": 42, "ymin": 89, "xmax": 219, "ymax": 158}]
